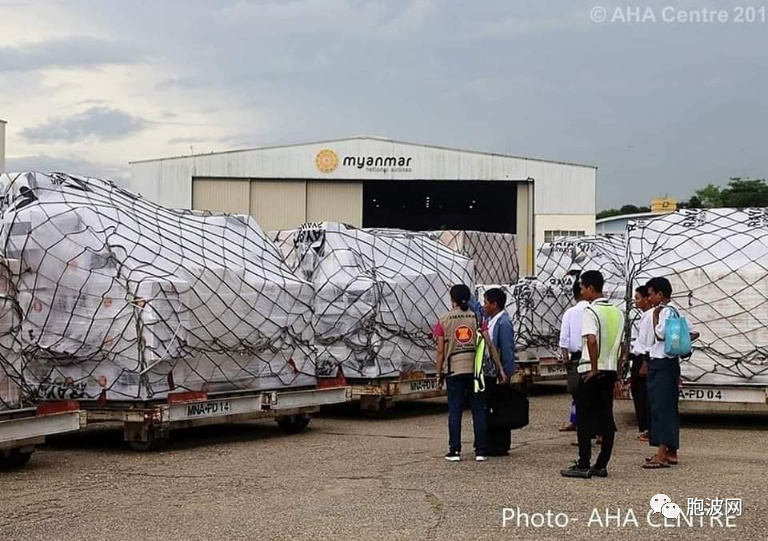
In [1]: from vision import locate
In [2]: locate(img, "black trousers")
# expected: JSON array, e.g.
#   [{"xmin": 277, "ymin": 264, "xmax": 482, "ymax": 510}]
[
  {"xmin": 630, "ymin": 353, "xmax": 650, "ymax": 433},
  {"xmin": 576, "ymin": 371, "xmax": 617, "ymax": 469},
  {"xmin": 485, "ymin": 378, "xmax": 512, "ymax": 454}
]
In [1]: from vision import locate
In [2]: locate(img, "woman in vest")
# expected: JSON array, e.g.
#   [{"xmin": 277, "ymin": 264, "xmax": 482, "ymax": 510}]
[{"xmin": 435, "ymin": 284, "xmax": 489, "ymax": 462}]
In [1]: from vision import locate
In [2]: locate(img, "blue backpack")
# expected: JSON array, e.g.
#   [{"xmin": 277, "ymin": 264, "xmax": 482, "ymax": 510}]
[{"xmin": 663, "ymin": 306, "xmax": 692, "ymax": 358}]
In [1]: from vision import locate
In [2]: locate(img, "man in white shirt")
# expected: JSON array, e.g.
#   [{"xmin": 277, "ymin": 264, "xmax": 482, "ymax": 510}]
[
  {"xmin": 558, "ymin": 279, "xmax": 589, "ymax": 432},
  {"xmin": 628, "ymin": 285, "xmax": 653, "ymax": 441},
  {"xmin": 643, "ymin": 277, "xmax": 700, "ymax": 470},
  {"xmin": 561, "ymin": 270, "xmax": 625, "ymax": 479}
]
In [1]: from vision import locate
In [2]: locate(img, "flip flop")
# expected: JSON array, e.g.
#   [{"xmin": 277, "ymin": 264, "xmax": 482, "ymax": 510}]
[
  {"xmin": 644, "ymin": 456, "xmax": 678, "ymax": 465},
  {"xmin": 559, "ymin": 426, "xmax": 577, "ymax": 432},
  {"xmin": 642, "ymin": 460, "xmax": 670, "ymax": 469}
]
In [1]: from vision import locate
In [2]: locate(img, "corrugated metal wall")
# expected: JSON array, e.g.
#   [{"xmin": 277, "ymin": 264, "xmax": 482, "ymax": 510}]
[
  {"xmin": 250, "ymin": 180, "xmax": 307, "ymax": 231},
  {"xmin": 306, "ymin": 182, "xmax": 362, "ymax": 225},
  {"xmin": 192, "ymin": 178, "xmax": 363, "ymax": 231},
  {"xmin": 192, "ymin": 179, "xmax": 250, "ymax": 213}
]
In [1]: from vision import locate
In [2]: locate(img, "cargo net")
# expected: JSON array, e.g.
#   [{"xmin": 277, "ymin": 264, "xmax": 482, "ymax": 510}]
[
  {"xmin": 480, "ymin": 236, "xmax": 629, "ymax": 359},
  {"xmin": 272, "ymin": 223, "xmax": 474, "ymax": 380},
  {"xmin": 627, "ymin": 208, "xmax": 768, "ymax": 385},
  {"xmin": 0, "ymin": 172, "xmax": 315, "ymax": 409},
  {"xmin": 365, "ymin": 229, "xmax": 518, "ymax": 285}
]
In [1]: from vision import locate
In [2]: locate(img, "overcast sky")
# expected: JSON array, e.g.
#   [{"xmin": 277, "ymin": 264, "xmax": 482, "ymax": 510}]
[{"xmin": 1, "ymin": 0, "xmax": 766, "ymax": 209}]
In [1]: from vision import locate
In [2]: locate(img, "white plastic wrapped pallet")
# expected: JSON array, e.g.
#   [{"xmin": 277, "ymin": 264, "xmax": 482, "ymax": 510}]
[
  {"xmin": 627, "ymin": 208, "xmax": 768, "ymax": 386},
  {"xmin": 477, "ymin": 236, "xmax": 628, "ymax": 359},
  {"xmin": 275, "ymin": 223, "xmax": 474, "ymax": 379},
  {"xmin": 0, "ymin": 172, "xmax": 316, "ymax": 404}
]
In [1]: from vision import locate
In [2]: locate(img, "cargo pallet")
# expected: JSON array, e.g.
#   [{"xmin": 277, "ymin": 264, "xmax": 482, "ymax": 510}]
[
  {"xmin": 617, "ymin": 382, "xmax": 768, "ymax": 415},
  {"xmin": 78, "ymin": 384, "xmax": 351, "ymax": 451},
  {"xmin": 334, "ymin": 371, "xmax": 444, "ymax": 414},
  {"xmin": 0, "ymin": 401, "xmax": 86, "ymax": 470},
  {"xmin": 516, "ymin": 356, "xmax": 569, "ymax": 387}
]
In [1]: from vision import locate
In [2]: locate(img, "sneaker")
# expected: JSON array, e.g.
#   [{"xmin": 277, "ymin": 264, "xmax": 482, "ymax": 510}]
[
  {"xmin": 475, "ymin": 455, "xmax": 487, "ymax": 462},
  {"xmin": 590, "ymin": 467, "xmax": 608, "ymax": 478},
  {"xmin": 560, "ymin": 464, "xmax": 592, "ymax": 478},
  {"xmin": 445, "ymin": 451, "xmax": 461, "ymax": 462}
]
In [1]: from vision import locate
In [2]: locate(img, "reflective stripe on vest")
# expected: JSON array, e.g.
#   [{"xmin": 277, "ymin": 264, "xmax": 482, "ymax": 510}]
[
  {"xmin": 473, "ymin": 334, "xmax": 486, "ymax": 393},
  {"xmin": 581, "ymin": 301, "xmax": 622, "ymax": 368}
]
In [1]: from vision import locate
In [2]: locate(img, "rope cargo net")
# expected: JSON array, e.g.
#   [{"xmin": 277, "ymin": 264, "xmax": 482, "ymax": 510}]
[
  {"xmin": 477, "ymin": 235, "xmax": 627, "ymax": 359},
  {"xmin": 627, "ymin": 209, "xmax": 768, "ymax": 385},
  {"xmin": 0, "ymin": 172, "xmax": 315, "ymax": 410},
  {"xmin": 272, "ymin": 223, "xmax": 475, "ymax": 379}
]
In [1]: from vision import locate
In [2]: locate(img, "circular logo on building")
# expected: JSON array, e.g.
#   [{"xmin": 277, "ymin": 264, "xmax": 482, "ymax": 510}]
[
  {"xmin": 315, "ymin": 149, "xmax": 339, "ymax": 173},
  {"xmin": 455, "ymin": 325, "xmax": 474, "ymax": 344}
]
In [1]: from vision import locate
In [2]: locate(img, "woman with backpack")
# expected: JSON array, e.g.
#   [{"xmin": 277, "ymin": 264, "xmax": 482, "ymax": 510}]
[{"xmin": 643, "ymin": 277, "xmax": 700, "ymax": 469}]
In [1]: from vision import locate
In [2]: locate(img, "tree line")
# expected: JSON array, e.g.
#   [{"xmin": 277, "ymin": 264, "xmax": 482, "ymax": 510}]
[{"xmin": 597, "ymin": 177, "xmax": 768, "ymax": 219}]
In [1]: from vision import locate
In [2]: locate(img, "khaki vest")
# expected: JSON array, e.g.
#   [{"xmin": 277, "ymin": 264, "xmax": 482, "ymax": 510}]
[{"xmin": 439, "ymin": 307, "xmax": 479, "ymax": 376}]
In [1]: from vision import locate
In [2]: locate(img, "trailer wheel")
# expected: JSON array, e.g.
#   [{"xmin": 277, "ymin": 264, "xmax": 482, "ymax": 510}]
[
  {"xmin": 0, "ymin": 449, "xmax": 34, "ymax": 471},
  {"xmin": 276, "ymin": 414, "xmax": 311, "ymax": 433},
  {"xmin": 126, "ymin": 427, "xmax": 163, "ymax": 452}
]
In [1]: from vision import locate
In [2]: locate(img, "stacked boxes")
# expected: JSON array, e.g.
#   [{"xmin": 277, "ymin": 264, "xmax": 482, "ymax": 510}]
[
  {"xmin": 276, "ymin": 223, "xmax": 474, "ymax": 379},
  {"xmin": 0, "ymin": 172, "xmax": 316, "ymax": 403}
]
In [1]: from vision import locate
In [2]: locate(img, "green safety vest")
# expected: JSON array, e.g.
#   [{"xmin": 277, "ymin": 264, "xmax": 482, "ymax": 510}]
[
  {"xmin": 474, "ymin": 334, "xmax": 486, "ymax": 393},
  {"xmin": 581, "ymin": 301, "xmax": 623, "ymax": 370}
]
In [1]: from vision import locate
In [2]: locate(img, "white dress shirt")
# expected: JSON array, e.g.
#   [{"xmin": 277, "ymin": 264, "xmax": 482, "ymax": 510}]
[
  {"xmin": 487, "ymin": 310, "xmax": 504, "ymax": 341},
  {"xmin": 631, "ymin": 309, "xmax": 654, "ymax": 355},
  {"xmin": 559, "ymin": 300, "xmax": 589, "ymax": 353},
  {"xmin": 650, "ymin": 302, "xmax": 696, "ymax": 359}
]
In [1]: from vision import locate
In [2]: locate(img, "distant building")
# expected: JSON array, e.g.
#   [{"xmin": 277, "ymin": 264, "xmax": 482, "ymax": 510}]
[
  {"xmin": 596, "ymin": 198, "xmax": 677, "ymax": 236},
  {"xmin": 130, "ymin": 136, "xmax": 597, "ymax": 275},
  {"xmin": 0, "ymin": 119, "xmax": 6, "ymax": 173}
]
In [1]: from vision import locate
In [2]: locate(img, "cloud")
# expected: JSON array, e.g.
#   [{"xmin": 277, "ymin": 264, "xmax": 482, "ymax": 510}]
[
  {"xmin": 5, "ymin": 154, "xmax": 129, "ymax": 186},
  {"xmin": 0, "ymin": 36, "xmax": 143, "ymax": 72},
  {"xmin": 21, "ymin": 107, "xmax": 147, "ymax": 144}
]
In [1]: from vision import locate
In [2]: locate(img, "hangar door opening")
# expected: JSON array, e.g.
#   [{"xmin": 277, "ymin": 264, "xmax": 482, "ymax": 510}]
[{"xmin": 362, "ymin": 180, "xmax": 517, "ymax": 233}]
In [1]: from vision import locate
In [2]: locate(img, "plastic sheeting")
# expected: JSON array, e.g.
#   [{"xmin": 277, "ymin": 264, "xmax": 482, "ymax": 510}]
[
  {"xmin": 627, "ymin": 209, "xmax": 768, "ymax": 385},
  {"xmin": 273, "ymin": 223, "xmax": 474, "ymax": 379},
  {"xmin": 0, "ymin": 172, "xmax": 315, "ymax": 409}
]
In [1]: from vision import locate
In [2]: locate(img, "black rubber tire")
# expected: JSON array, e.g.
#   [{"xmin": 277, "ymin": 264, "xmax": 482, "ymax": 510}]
[
  {"xmin": 127, "ymin": 429, "xmax": 162, "ymax": 452},
  {"xmin": 276, "ymin": 415, "xmax": 311, "ymax": 433},
  {"xmin": 0, "ymin": 449, "xmax": 34, "ymax": 470}
]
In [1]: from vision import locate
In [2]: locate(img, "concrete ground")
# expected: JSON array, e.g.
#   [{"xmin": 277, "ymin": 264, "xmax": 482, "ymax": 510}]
[{"xmin": 0, "ymin": 385, "xmax": 765, "ymax": 541}]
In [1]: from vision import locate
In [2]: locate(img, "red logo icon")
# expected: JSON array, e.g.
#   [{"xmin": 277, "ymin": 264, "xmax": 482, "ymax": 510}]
[{"xmin": 455, "ymin": 325, "xmax": 474, "ymax": 344}]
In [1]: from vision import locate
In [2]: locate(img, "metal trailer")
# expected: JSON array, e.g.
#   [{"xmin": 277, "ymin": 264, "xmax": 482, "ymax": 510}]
[
  {"xmin": 79, "ymin": 384, "xmax": 351, "ymax": 451},
  {"xmin": 348, "ymin": 371, "xmax": 445, "ymax": 414},
  {"xmin": 677, "ymin": 383, "xmax": 768, "ymax": 414},
  {"xmin": 515, "ymin": 348, "xmax": 569, "ymax": 388},
  {"xmin": 0, "ymin": 401, "xmax": 86, "ymax": 470},
  {"xmin": 616, "ymin": 381, "xmax": 768, "ymax": 415},
  {"xmin": 346, "ymin": 369, "xmax": 532, "ymax": 414}
]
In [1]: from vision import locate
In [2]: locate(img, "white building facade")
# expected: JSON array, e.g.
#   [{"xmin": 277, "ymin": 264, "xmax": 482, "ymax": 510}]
[{"xmin": 130, "ymin": 137, "xmax": 596, "ymax": 274}]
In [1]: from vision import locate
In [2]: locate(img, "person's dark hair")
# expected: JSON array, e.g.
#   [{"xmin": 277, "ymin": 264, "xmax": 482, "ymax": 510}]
[
  {"xmin": 450, "ymin": 284, "xmax": 472, "ymax": 311},
  {"xmin": 572, "ymin": 278, "xmax": 581, "ymax": 300},
  {"xmin": 484, "ymin": 287, "xmax": 506, "ymax": 309},
  {"xmin": 635, "ymin": 285, "xmax": 650, "ymax": 297},
  {"xmin": 646, "ymin": 277, "xmax": 672, "ymax": 298},
  {"xmin": 580, "ymin": 270, "xmax": 604, "ymax": 293}
]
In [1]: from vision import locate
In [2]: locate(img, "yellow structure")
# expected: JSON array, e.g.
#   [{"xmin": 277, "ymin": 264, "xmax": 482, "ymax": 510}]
[{"xmin": 651, "ymin": 197, "xmax": 677, "ymax": 213}]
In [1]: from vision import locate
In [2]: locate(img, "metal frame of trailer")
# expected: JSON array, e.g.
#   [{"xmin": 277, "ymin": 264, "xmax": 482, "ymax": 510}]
[
  {"xmin": 79, "ymin": 385, "xmax": 351, "ymax": 451},
  {"xmin": 349, "ymin": 372, "xmax": 446, "ymax": 414},
  {"xmin": 345, "ymin": 369, "xmax": 531, "ymax": 413},
  {"xmin": 616, "ymin": 381, "xmax": 768, "ymax": 415},
  {"xmin": 0, "ymin": 401, "xmax": 86, "ymax": 470},
  {"xmin": 677, "ymin": 383, "xmax": 768, "ymax": 414}
]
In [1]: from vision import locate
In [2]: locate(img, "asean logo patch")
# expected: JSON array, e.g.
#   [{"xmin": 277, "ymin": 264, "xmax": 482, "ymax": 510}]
[{"xmin": 455, "ymin": 325, "xmax": 474, "ymax": 344}]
